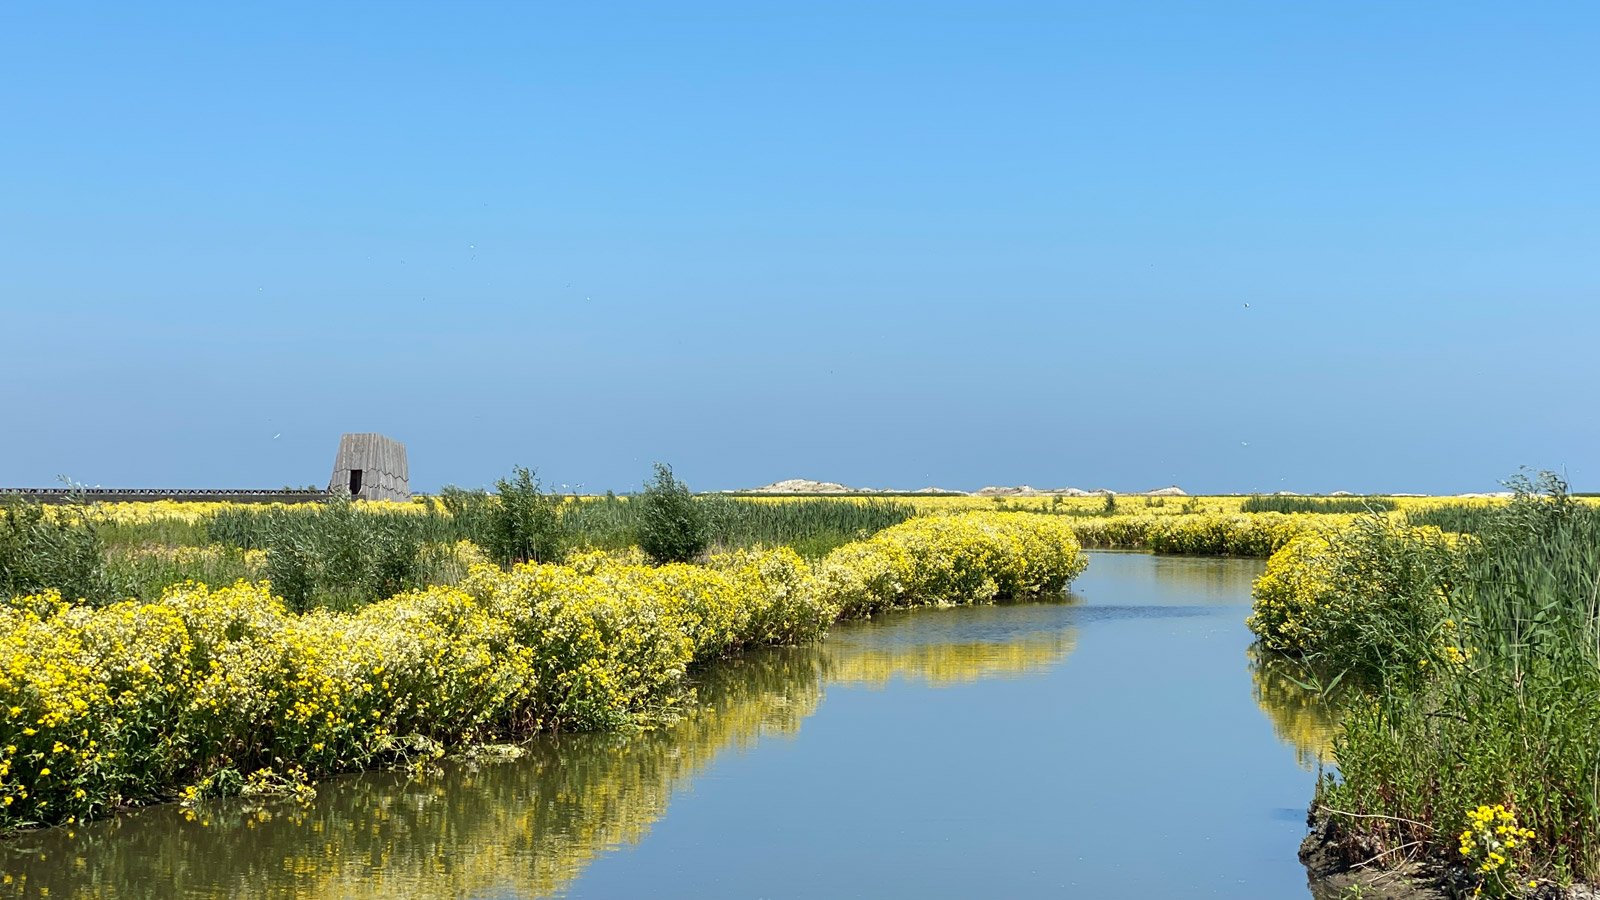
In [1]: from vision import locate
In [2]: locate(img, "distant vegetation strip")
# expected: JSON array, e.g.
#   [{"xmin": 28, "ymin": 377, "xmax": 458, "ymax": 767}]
[
  {"xmin": 0, "ymin": 512, "xmax": 1087, "ymax": 832},
  {"xmin": 3, "ymin": 492, "xmax": 924, "ymax": 611},
  {"xmin": 3, "ymin": 491, "xmax": 1519, "ymax": 615},
  {"xmin": 1237, "ymin": 495, "xmax": 1396, "ymax": 514}
]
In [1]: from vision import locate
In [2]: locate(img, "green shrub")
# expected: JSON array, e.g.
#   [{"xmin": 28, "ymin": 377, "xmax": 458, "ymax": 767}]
[
  {"xmin": 637, "ymin": 464, "xmax": 707, "ymax": 565},
  {"xmin": 1246, "ymin": 517, "xmax": 1466, "ymax": 683},
  {"xmin": 0, "ymin": 498, "xmax": 113, "ymax": 604},
  {"xmin": 262, "ymin": 495, "xmax": 430, "ymax": 612},
  {"xmin": 1403, "ymin": 502, "xmax": 1501, "ymax": 535},
  {"xmin": 1240, "ymin": 495, "xmax": 1396, "ymax": 514},
  {"xmin": 486, "ymin": 467, "xmax": 564, "ymax": 565},
  {"xmin": 436, "ymin": 485, "xmax": 495, "ymax": 541}
]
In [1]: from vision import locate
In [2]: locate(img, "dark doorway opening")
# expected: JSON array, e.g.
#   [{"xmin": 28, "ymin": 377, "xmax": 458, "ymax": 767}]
[{"xmin": 349, "ymin": 469, "xmax": 363, "ymax": 497}]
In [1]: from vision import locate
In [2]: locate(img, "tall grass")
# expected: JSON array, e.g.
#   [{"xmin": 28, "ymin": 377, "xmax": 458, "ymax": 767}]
[
  {"xmin": 1239, "ymin": 495, "xmax": 1396, "ymax": 514},
  {"xmin": 1, "ymin": 499, "xmax": 110, "ymax": 604},
  {"xmin": 1403, "ymin": 501, "xmax": 1502, "ymax": 535}
]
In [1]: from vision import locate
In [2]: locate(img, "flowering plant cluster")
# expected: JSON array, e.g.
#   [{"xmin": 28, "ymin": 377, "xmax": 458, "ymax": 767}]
[
  {"xmin": 1459, "ymin": 804, "xmax": 1538, "ymax": 898},
  {"xmin": 1, "ymin": 512, "xmax": 1086, "ymax": 830}
]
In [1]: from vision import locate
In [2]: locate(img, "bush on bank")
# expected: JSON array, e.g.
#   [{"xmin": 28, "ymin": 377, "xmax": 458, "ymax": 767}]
[
  {"xmin": 1247, "ymin": 518, "xmax": 1467, "ymax": 683},
  {"xmin": 0, "ymin": 512, "xmax": 1086, "ymax": 831}
]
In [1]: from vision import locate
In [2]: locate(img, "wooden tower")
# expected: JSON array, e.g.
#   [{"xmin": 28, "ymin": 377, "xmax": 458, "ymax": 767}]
[{"xmin": 328, "ymin": 433, "xmax": 409, "ymax": 501}]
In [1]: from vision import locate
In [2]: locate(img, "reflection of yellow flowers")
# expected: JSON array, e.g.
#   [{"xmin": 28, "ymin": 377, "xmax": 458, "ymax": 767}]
[
  {"xmin": 1246, "ymin": 646, "xmax": 1340, "ymax": 770},
  {"xmin": 829, "ymin": 633, "xmax": 1075, "ymax": 687}
]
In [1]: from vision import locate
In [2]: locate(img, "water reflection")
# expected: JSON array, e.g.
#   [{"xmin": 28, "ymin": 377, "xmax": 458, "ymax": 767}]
[
  {"xmin": 1074, "ymin": 550, "xmax": 1265, "ymax": 606},
  {"xmin": 823, "ymin": 603, "xmax": 1078, "ymax": 688},
  {"xmin": 0, "ymin": 606, "xmax": 1078, "ymax": 899},
  {"xmin": 1248, "ymin": 645, "xmax": 1343, "ymax": 770}
]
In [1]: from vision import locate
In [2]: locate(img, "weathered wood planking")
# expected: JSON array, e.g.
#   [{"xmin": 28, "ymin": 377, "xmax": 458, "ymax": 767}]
[{"xmin": 327, "ymin": 433, "xmax": 410, "ymax": 501}]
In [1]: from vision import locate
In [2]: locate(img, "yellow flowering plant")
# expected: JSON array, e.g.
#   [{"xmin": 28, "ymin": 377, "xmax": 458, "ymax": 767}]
[
  {"xmin": 1458, "ymin": 804, "xmax": 1537, "ymax": 898},
  {"xmin": 1, "ymin": 511, "xmax": 1087, "ymax": 831}
]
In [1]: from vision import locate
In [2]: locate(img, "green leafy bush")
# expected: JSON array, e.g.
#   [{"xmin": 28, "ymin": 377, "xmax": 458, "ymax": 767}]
[
  {"xmin": 0, "ymin": 498, "xmax": 112, "ymax": 604},
  {"xmin": 1246, "ymin": 517, "xmax": 1466, "ymax": 682},
  {"xmin": 262, "ymin": 494, "xmax": 430, "ymax": 611},
  {"xmin": 486, "ymin": 467, "xmax": 564, "ymax": 565},
  {"xmin": 637, "ymin": 464, "xmax": 707, "ymax": 565}
]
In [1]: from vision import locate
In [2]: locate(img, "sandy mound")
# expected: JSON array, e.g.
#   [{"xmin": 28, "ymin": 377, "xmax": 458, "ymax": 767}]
[
  {"xmin": 745, "ymin": 479, "xmax": 858, "ymax": 494},
  {"xmin": 974, "ymin": 485, "xmax": 1041, "ymax": 497}
]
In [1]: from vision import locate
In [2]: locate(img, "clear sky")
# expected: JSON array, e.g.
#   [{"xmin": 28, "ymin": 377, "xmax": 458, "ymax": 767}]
[{"xmin": 2, "ymin": 2, "xmax": 1595, "ymax": 494}]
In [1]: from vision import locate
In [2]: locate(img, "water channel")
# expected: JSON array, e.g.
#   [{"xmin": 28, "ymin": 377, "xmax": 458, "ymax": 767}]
[{"xmin": 1, "ymin": 551, "xmax": 1339, "ymax": 898}]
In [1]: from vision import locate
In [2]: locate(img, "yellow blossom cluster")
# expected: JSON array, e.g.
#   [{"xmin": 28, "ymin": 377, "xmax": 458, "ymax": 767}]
[
  {"xmin": 0, "ymin": 512, "xmax": 1086, "ymax": 830},
  {"xmin": 1458, "ymin": 804, "xmax": 1538, "ymax": 897},
  {"xmin": 1246, "ymin": 522, "xmax": 1466, "ymax": 655},
  {"xmin": 1071, "ymin": 512, "xmax": 1345, "ymax": 556},
  {"xmin": 812, "ymin": 513, "xmax": 1088, "ymax": 617}
]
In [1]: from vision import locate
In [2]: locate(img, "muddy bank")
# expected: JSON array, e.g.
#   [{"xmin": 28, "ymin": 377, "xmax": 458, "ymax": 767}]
[
  {"xmin": 1301, "ymin": 812, "xmax": 1451, "ymax": 900},
  {"xmin": 1302, "ymin": 813, "xmax": 1598, "ymax": 900}
]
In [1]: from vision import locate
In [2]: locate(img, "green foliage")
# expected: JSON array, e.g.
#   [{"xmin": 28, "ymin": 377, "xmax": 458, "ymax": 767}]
[
  {"xmin": 557, "ymin": 494, "xmax": 919, "ymax": 558},
  {"xmin": 208, "ymin": 501, "xmax": 465, "ymax": 550},
  {"xmin": 0, "ymin": 512, "xmax": 1088, "ymax": 831},
  {"xmin": 697, "ymin": 497, "xmax": 916, "ymax": 557},
  {"xmin": 0, "ymin": 498, "xmax": 112, "ymax": 604},
  {"xmin": 436, "ymin": 485, "xmax": 495, "ymax": 540},
  {"xmin": 637, "ymin": 463, "xmax": 707, "ymax": 564},
  {"xmin": 104, "ymin": 544, "xmax": 260, "ymax": 602},
  {"xmin": 1305, "ymin": 474, "xmax": 1600, "ymax": 884},
  {"xmin": 1240, "ymin": 495, "xmax": 1397, "ymax": 514},
  {"xmin": 1403, "ymin": 502, "xmax": 1501, "ymax": 535},
  {"xmin": 260, "ymin": 494, "xmax": 432, "ymax": 612},
  {"xmin": 1247, "ymin": 518, "xmax": 1466, "ymax": 684},
  {"xmin": 486, "ymin": 467, "xmax": 564, "ymax": 565},
  {"xmin": 1072, "ymin": 511, "xmax": 1321, "ymax": 557}
]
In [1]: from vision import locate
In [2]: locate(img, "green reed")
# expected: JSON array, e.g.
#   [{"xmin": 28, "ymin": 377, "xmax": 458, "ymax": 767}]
[{"xmin": 1239, "ymin": 495, "xmax": 1396, "ymax": 514}]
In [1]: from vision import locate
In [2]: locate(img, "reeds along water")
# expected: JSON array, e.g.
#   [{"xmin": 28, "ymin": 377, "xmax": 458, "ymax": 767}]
[{"xmin": 1307, "ymin": 480, "xmax": 1600, "ymax": 884}]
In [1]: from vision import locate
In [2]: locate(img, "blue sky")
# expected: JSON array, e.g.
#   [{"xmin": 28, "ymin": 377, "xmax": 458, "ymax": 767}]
[{"xmin": 2, "ymin": 2, "xmax": 1595, "ymax": 494}]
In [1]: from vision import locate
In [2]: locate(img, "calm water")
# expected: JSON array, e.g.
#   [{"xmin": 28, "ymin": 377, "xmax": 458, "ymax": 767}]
[{"xmin": 0, "ymin": 552, "xmax": 1337, "ymax": 899}]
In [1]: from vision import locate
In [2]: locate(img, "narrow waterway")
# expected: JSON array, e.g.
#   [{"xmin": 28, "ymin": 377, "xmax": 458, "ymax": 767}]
[{"xmin": 0, "ymin": 552, "xmax": 1337, "ymax": 899}]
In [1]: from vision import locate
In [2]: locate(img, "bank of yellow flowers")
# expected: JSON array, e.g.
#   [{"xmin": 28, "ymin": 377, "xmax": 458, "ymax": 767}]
[{"xmin": 0, "ymin": 512, "xmax": 1087, "ymax": 830}]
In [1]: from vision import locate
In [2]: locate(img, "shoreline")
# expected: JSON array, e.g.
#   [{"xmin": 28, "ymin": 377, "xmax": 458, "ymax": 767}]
[{"xmin": 1301, "ymin": 811, "xmax": 1600, "ymax": 900}]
